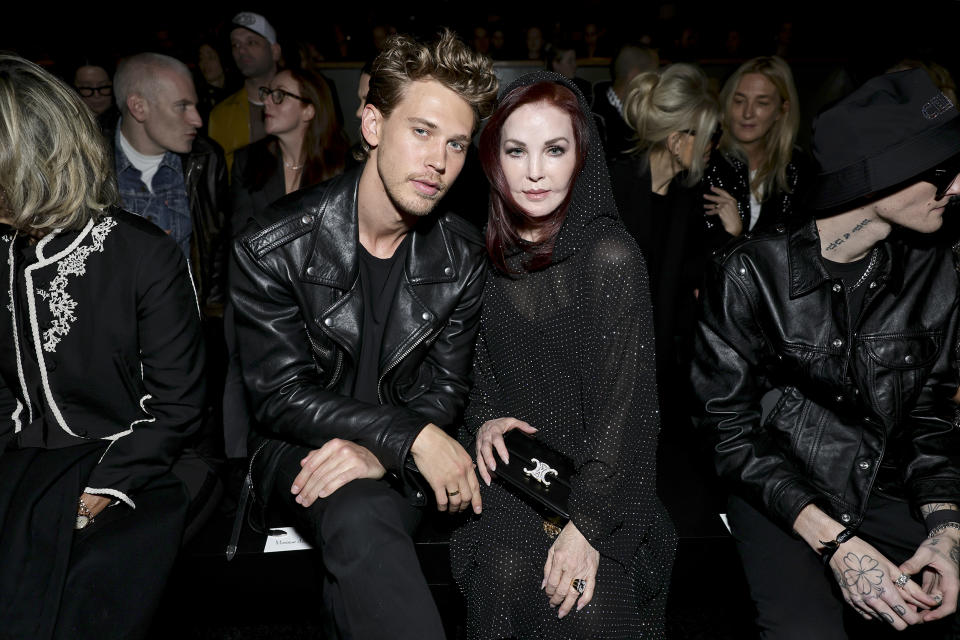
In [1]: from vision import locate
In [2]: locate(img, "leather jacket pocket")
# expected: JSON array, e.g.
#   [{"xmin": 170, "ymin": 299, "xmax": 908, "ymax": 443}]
[
  {"xmin": 861, "ymin": 332, "xmax": 941, "ymax": 419},
  {"xmin": 397, "ymin": 364, "xmax": 433, "ymax": 403}
]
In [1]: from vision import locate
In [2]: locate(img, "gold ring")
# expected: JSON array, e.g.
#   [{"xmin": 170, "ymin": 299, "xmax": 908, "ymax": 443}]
[{"xmin": 447, "ymin": 490, "xmax": 460, "ymax": 497}]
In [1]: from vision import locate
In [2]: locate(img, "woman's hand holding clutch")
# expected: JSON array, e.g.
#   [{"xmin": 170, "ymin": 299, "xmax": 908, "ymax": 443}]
[
  {"xmin": 475, "ymin": 417, "xmax": 537, "ymax": 486},
  {"xmin": 542, "ymin": 520, "xmax": 599, "ymax": 618}
]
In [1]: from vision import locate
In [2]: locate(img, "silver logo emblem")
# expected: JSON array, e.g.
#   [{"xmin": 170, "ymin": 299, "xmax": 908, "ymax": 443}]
[
  {"xmin": 922, "ymin": 92, "xmax": 955, "ymax": 120},
  {"xmin": 523, "ymin": 459, "xmax": 559, "ymax": 486}
]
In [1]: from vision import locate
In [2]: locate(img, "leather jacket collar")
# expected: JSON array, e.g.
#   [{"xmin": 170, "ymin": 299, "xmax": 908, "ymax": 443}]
[
  {"xmin": 299, "ymin": 167, "xmax": 459, "ymax": 291},
  {"xmin": 787, "ymin": 217, "xmax": 905, "ymax": 298},
  {"xmin": 287, "ymin": 166, "xmax": 462, "ymax": 368}
]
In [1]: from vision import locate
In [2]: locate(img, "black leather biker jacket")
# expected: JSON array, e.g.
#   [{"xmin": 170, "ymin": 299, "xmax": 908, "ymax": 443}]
[
  {"xmin": 230, "ymin": 167, "xmax": 487, "ymax": 502},
  {"xmin": 691, "ymin": 218, "xmax": 960, "ymax": 531}
]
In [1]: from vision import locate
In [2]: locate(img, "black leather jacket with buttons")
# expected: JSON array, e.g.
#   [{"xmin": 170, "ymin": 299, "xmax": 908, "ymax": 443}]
[
  {"xmin": 229, "ymin": 167, "xmax": 487, "ymax": 501},
  {"xmin": 691, "ymin": 218, "xmax": 960, "ymax": 531}
]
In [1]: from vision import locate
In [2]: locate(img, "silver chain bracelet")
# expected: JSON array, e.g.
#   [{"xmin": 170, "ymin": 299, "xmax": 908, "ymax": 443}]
[
  {"xmin": 75, "ymin": 497, "xmax": 95, "ymax": 530},
  {"xmin": 928, "ymin": 522, "xmax": 960, "ymax": 538}
]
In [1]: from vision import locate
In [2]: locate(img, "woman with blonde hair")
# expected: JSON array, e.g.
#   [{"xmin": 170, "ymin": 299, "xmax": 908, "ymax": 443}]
[
  {"xmin": 703, "ymin": 55, "xmax": 807, "ymax": 252},
  {"xmin": 0, "ymin": 54, "xmax": 205, "ymax": 638},
  {"xmin": 609, "ymin": 62, "xmax": 721, "ymax": 432}
]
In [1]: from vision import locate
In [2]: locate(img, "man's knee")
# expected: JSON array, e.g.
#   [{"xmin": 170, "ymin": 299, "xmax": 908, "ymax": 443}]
[{"xmin": 320, "ymin": 479, "xmax": 412, "ymax": 553}]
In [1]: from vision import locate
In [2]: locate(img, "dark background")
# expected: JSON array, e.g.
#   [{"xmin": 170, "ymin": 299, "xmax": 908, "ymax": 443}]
[{"xmin": 5, "ymin": 1, "xmax": 958, "ymax": 82}]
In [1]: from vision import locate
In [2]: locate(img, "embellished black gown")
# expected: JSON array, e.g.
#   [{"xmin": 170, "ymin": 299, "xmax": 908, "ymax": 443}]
[{"xmin": 450, "ymin": 72, "xmax": 677, "ymax": 640}]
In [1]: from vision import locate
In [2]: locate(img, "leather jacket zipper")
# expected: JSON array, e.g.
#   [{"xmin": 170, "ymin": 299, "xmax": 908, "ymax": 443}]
[
  {"xmin": 377, "ymin": 325, "xmax": 444, "ymax": 404},
  {"xmin": 306, "ymin": 330, "xmax": 344, "ymax": 390}
]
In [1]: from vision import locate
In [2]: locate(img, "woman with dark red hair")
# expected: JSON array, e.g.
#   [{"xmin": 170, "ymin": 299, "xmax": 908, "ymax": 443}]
[{"xmin": 450, "ymin": 71, "xmax": 676, "ymax": 639}]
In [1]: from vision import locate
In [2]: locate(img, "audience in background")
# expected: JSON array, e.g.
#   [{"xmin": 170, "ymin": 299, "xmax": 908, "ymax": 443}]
[
  {"xmin": 524, "ymin": 25, "xmax": 544, "ymax": 60},
  {"xmin": 231, "ymin": 68, "xmax": 348, "ymax": 228},
  {"xmin": 209, "ymin": 11, "xmax": 281, "ymax": 173},
  {"xmin": 112, "ymin": 52, "xmax": 229, "ymax": 319},
  {"xmin": 111, "ymin": 54, "xmax": 230, "ymax": 499},
  {"xmin": 489, "ymin": 28, "xmax": 508, "ymax": 58},
  {"xmin": 472, "ymin": 26, "xmax": 491, "ymax": 56},
  {"xmin": 703, "ymin": 55, "xmax": 806, "ymax": 254},
  {"xmin": 195, "ymin": 40, "xmax": 238, "ymax": 133},
  {"xmin": 545, "ymin": 40, "xmax": 592, "ymax": 103},
  {"xmin": 581, "ymin": 22, "xmax": 605, "ymax": 58},
  {"xmin": 610, "ymin": 63, "xmax": 720, "ymax": 438},
  {"xmin": 72, "ymin": 58, "xmax": 120, "ymax": 131},
  {"xmin": 593, "ymin": 44, "xmax": 660, "ymax": 161}
]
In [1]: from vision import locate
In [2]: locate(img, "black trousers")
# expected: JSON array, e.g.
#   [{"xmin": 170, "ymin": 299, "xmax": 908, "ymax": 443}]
[
  {"xmin": 0, "ymin": 445, "xmax": 189, "ymax": 640},
  {"xmin": 729, "ymin": 492, "xmax": 957, "ymax": 640},
  {"xmin": 272, "ymin": 445, "xmax": 445, "ymax": 640}
]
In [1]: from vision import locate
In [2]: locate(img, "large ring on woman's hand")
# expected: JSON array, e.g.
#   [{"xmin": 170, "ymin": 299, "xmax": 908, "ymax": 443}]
[
  {"xmin": 446, "ymin": 489, "xmax": 460, "ymax": 497},
  {"xmin": 895, "ymin": 573, "xmax": 910, "ymax": 589},
  {"xmin": 571, "ymin": 578, "xmax": 586, "ymax": 594}
]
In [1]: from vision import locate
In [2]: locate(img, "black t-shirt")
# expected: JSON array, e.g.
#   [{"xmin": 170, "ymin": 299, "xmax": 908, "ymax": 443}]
[
  {"xmin": 822, "ymin": 247, "xmax": 878, "ymax": 323},
  {"xmin": 351, "ymin": 236, "xmax": 410, "ymax": 405}
]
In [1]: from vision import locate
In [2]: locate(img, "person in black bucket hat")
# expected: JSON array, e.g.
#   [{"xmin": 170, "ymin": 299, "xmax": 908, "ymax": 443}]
[{"xmin": 691, "ymin": 67, "xmax": 960, "ymax": 639}]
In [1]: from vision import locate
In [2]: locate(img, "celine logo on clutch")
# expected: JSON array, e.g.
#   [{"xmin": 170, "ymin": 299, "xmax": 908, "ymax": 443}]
[{"xmin": 523, "ymin": 459, "xmax": 559, "ymax": 486}]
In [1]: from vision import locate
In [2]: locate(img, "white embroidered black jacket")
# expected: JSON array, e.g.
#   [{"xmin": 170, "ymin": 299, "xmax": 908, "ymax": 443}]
[{"xmin": 0, "ymin": 209, "xmax": 206, "ymax": 508}]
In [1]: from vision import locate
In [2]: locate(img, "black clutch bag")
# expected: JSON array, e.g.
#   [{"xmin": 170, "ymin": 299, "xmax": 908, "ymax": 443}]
[{"xmin": 494, "ymin": 431, "xmax": 575, "ymax": 521}]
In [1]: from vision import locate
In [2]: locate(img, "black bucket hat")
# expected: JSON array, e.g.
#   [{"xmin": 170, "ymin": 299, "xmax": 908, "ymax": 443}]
[{"xmin": 808, "ymin": 68, "xmax": 960, "ymax": 210}]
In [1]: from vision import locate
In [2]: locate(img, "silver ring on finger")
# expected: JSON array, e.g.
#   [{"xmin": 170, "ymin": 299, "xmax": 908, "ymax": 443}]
[
  {"xmin": 571, "ymin": 578, "xmax": 587, "ymax": 594},
  {"xmin": 895, "ymin": 573, "xmax": 910, "ymax": 589}
]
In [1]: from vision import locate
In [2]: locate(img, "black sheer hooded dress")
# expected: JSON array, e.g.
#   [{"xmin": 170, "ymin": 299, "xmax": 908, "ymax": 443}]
[{"xmin": 450, "ymin": 72, "xmax": 677, "ymax": 639}]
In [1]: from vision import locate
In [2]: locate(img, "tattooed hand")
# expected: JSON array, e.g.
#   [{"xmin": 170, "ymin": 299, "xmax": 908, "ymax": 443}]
[
  {"xmin": 828, "ymin": 536, "xmax": 934, "ymax": 630},
  {"xmin": 899, "ymin": 526, "xmax": 960, "ymax": 623}
]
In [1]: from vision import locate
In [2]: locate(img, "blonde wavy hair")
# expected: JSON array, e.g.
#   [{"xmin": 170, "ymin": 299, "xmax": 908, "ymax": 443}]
[
  {"xmin": 361, "ymin": 28, "xmax": 499, "ymax": 153},
  {"xmin": 0, "ymin": 54, "xmax": 116, "ymax": 232},
  {"xmin": 622, "ymin": 63, "xmax": 721, "ymax": 186},
  {"xmin": 719, "ymin": 56, "xmax": 800, "ymax": 201}
]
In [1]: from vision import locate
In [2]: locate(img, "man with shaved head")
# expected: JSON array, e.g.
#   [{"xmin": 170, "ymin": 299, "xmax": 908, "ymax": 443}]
[
  {"xmin": 113, "ymin": 52, "xmax": 228, "ymax": 318},
  {"xmin": 593, "ymin": 44, "xmax": 659, "ymax": 161}
]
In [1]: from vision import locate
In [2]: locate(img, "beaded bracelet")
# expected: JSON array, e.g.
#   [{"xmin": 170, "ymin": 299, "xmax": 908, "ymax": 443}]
[
  {"xmin": 819, "ymin": 527, "xmax": 856, "ymax": 566},
  {"xmin": 928, "ymin": 522, "xmax": 960, "ymax": 538}
]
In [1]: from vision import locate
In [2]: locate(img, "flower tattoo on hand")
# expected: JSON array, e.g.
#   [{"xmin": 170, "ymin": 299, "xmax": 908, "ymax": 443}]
[{"xmin": 843, "ymin": 553, "xmax": 884, "ymax": 595}]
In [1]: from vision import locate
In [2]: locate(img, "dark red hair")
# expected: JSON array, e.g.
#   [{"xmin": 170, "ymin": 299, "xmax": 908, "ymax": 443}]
[{"xmin": 479, "ymin": 81, "xmax": 589, "ymax": 273}]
